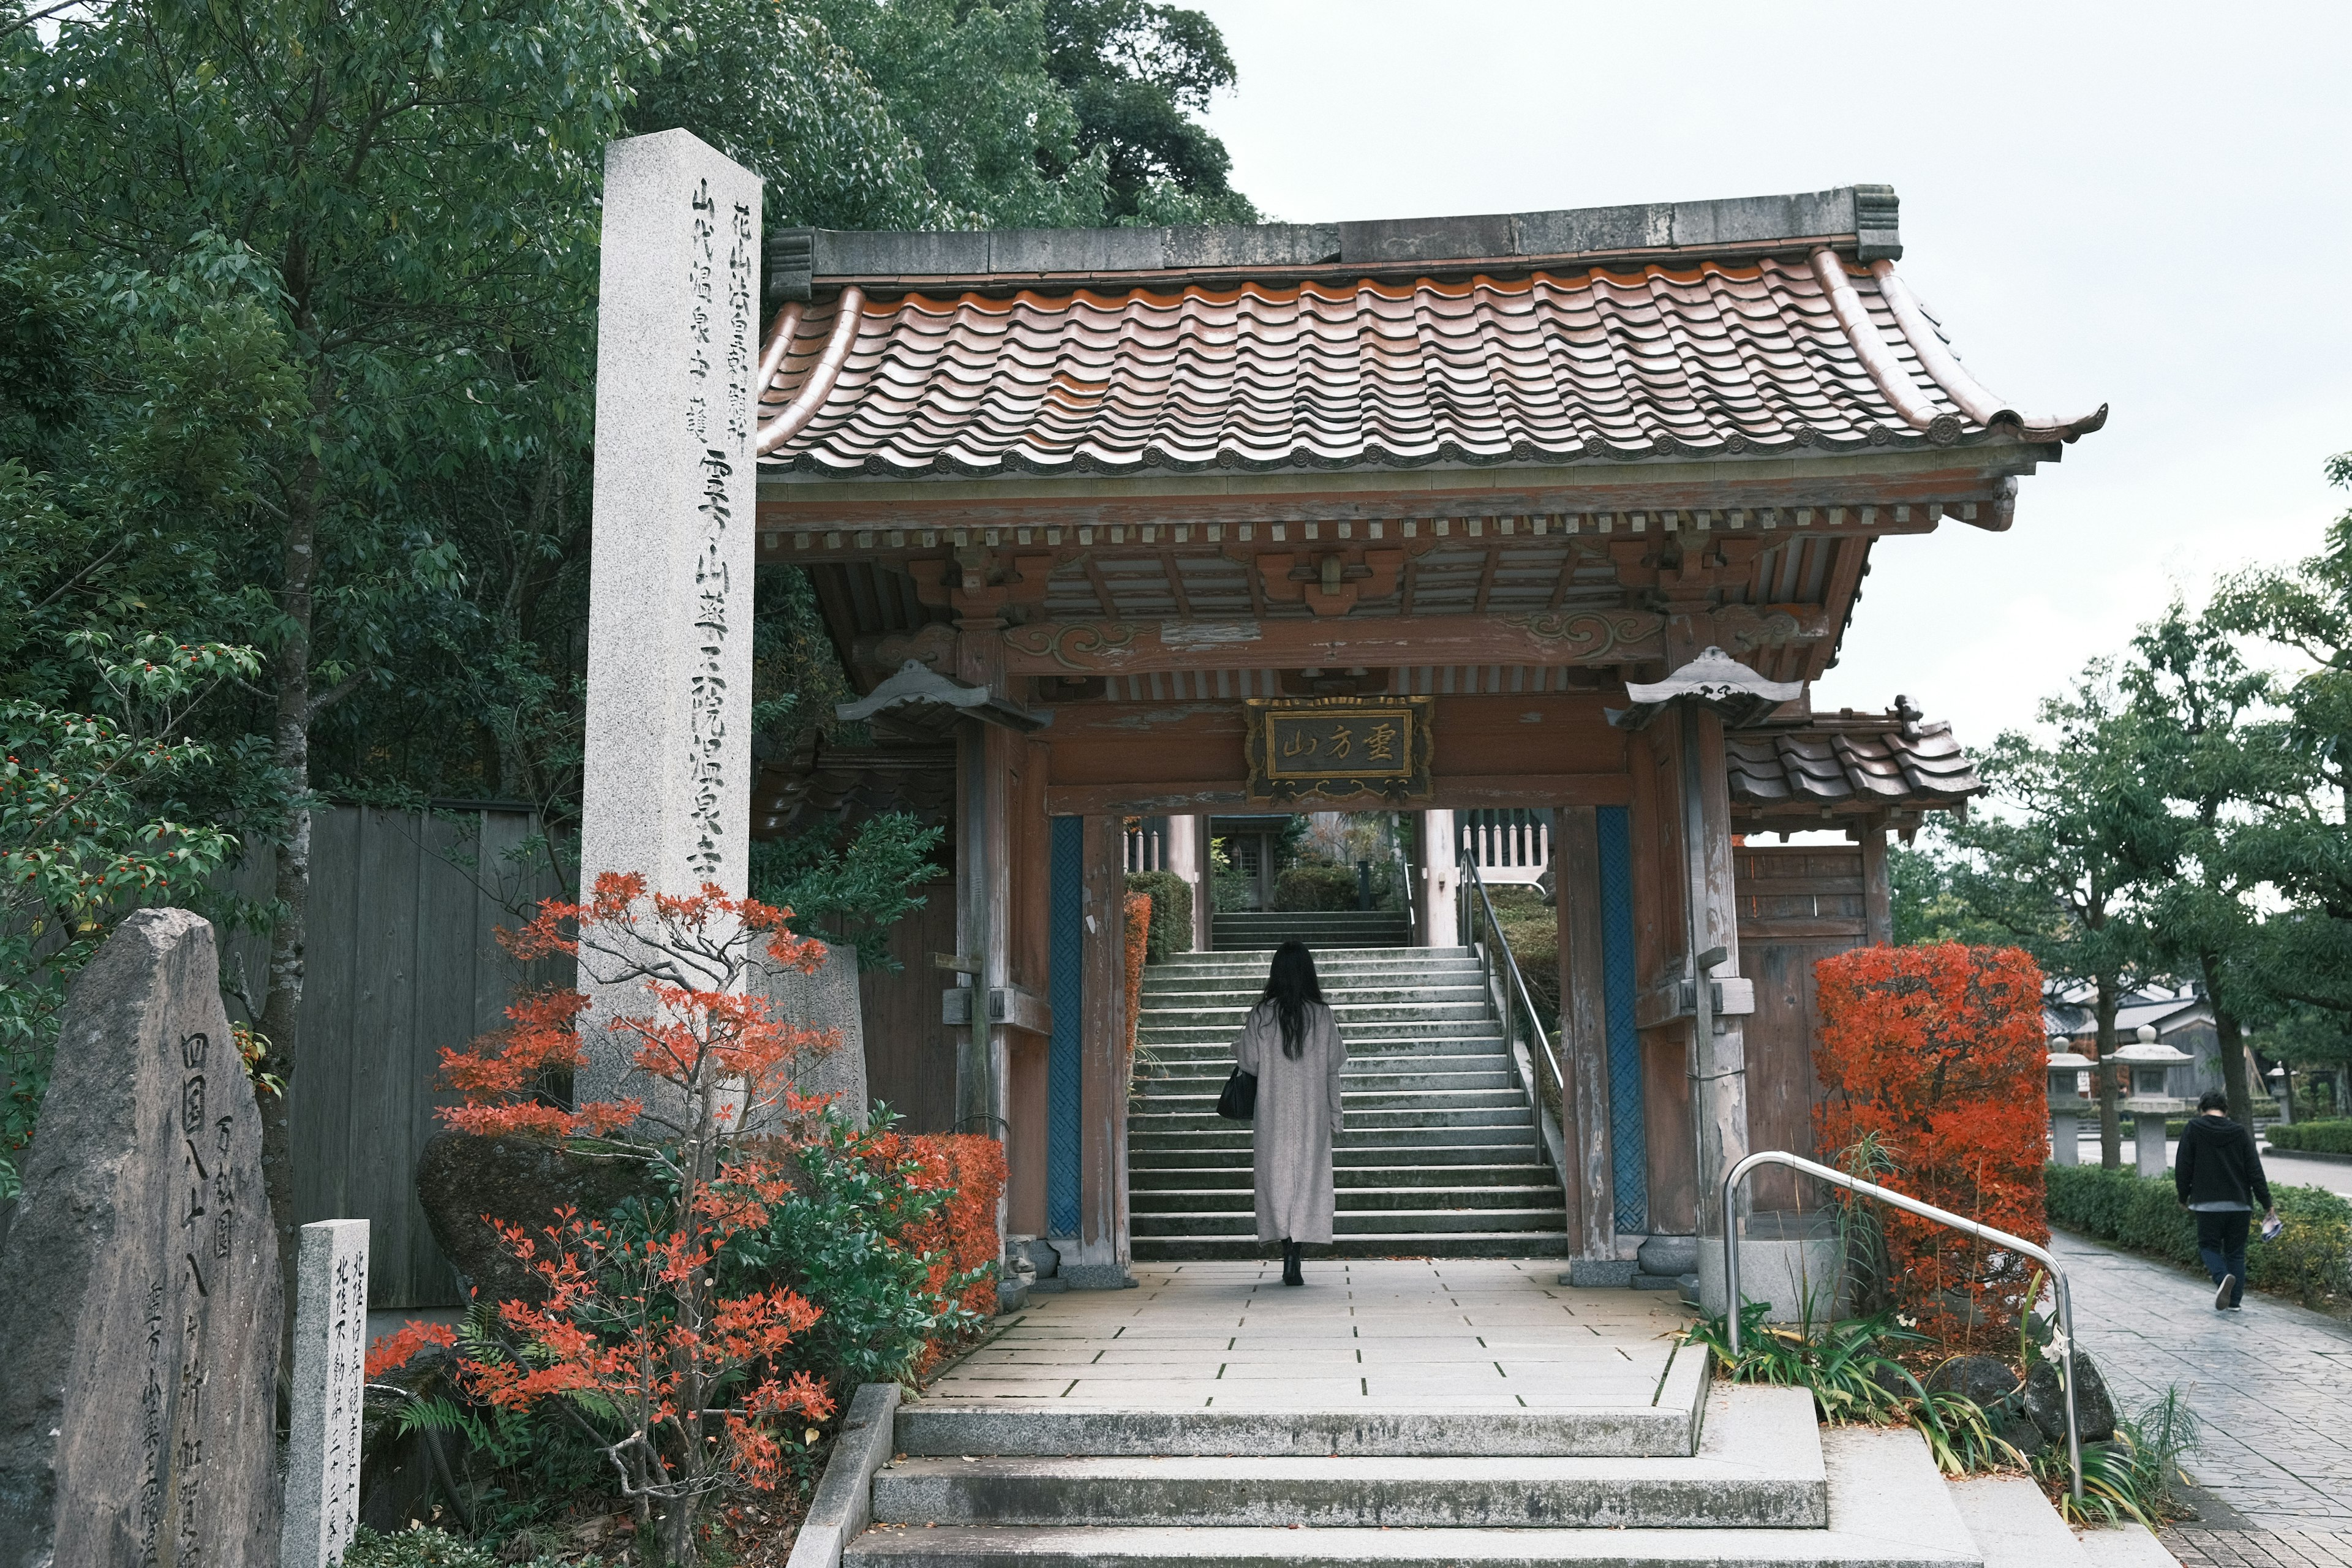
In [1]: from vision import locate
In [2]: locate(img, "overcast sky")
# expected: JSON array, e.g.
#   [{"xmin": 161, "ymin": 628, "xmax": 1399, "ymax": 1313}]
[{"xmin": 1191, "ymin": 0, "xmax": 2352, "ymax": 748}]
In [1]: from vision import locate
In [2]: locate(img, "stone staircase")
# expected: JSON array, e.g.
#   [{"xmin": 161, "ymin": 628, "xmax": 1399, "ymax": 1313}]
[
  {"xmin": 1211, "ymin": 909, "xmax": 1411, "ymax": 949},
  {"xmin": 1128, "ymin": 943, "xmax": 1569, "ymax": 1259},
  {"xmin": 845, "ymin": 1383, "xmax": 1994, "ymax": 1566}
]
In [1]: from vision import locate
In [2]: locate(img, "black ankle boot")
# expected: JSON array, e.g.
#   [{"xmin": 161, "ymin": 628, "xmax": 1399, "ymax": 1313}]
[{"xmin": 1282, "ymin": 1240, "xmax": 1303, "ymax": 1286}]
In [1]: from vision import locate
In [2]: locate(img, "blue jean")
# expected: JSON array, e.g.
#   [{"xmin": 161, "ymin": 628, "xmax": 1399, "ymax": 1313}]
[{"xmin": 2195, "ymin": 1209, "xmax": 2250, "ymax": 1305}]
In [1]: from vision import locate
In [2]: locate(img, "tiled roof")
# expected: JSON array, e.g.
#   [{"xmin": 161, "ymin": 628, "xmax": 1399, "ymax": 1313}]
[
  {"xmin": 750, "ymin": 736, "xmax": 954, "ymax": 841},
  {"xmin": 754, "ymin": 251, "xmax": 2103, "ymax": 480},
  {"xmin": 1726, "ymin": 703, "xmax": 1981, "ymax": 815}
]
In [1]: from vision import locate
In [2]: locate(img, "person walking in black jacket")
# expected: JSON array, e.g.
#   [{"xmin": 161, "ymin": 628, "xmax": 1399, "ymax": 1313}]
[{"xmin": 2174, "ymin": 1089, "xmax": 2277, "ymax": 1311}]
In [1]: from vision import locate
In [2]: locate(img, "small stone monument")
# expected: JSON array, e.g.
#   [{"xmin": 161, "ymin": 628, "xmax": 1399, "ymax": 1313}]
[
  {"xmin": 0, "ymin": 908, "xmax": 282, "ymax": 1568},
  {"xmin": 576, "ymin": 129, "xmax": 765, "ymax": 1112},
  {"xmin": 282, "ymin": 1219, "xmax": 368, "ymax": 1568},
  {"xmin": 757, "ymin": 940, "xmax": 869, "ymax": 1128}
]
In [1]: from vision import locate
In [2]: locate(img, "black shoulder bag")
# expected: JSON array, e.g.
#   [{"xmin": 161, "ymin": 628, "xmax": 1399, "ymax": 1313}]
[{"xmin": 1216, "ymin": 1065, "xmax": 1257, "ymax": 1121}]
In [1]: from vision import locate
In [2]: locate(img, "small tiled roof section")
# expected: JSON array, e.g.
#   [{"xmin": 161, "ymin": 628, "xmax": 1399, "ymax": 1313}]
[
  {"xmin": 1725, "ymin": 701, "xmax": 1982, "ymax": 816},
  {"xmin": 753, "ymin": 187, "xmax": 2105, "ymax": 480},
  {"xmin": 750, "ymin": 735, "xmax": 954, "ymax": 841}
]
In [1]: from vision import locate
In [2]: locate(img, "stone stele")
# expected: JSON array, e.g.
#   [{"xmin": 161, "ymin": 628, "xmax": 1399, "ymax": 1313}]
[
  {"xmin": 282, "ymin": 1218, "xmax": 368, "ymax": 1568},
  {"xmin": 575, "ymin": 128, "xmax": 764, "ymax": 1114},
  {"xmin": 758, "ymin": 939, "xmax": 869, "ymax": 1129},
  {"xmin": 0, "ymin": 908, "xmax": 283, "ymax": 1568}
]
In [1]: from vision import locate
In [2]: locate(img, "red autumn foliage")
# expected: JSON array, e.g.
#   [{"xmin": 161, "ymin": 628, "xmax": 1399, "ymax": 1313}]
[
  {"xmin": 899, "ymin": 1131, "xmax": 1007, "ymax": 1377},
  {"xmin": 1122, "ymin": 889, "xmax": 1150, "ymax": 1062},
  {"xmin": 1812, "ymin": 943, "xmax": 2050, "ymax": 1345},
  {"xmin": 437, "ymin": 872, "xmax": 839, "ymax": 1145},
  {"xmin": 364, "ymin": 1318, "xmax": 454, "ymax": 1380}
]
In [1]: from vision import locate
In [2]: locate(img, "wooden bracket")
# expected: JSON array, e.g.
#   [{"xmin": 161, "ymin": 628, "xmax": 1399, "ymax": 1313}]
[
  {"xmin": 941, "ymin": 983, "xmax": 1054, "ymax": 1036},
  {"xmin": 914, "ymin": 548, "xmax": 1063, "ymax": 628},
  {"xmin": 1234, "ymin": 546, "xmax": 1407, "ymax": 618},
  {"xmin": 1633, "ymin": 974, "xmax": 1756, "ymax": 1030}
]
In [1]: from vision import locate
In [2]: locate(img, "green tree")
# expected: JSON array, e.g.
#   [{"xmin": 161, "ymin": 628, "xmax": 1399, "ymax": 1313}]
[
  {"xmin": 2120, "ymin": 600, "xmax": 2307, "ymax": 1126},
  {"xmin": 1039, "ymin": 0, "xmax": 1257, "ymax": 223},
  {"xmin": 2207, "ymin": 450, "xmax": 2352, "ymax": 1031},
  {"xmin": 1944, "ymin": 665, "xmax": 2169, "ymax": 1168}
]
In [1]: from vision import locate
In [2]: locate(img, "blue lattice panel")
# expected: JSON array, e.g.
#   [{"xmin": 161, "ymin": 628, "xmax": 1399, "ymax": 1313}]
[
  {"xmin": 1596, "ymin": 805, "xmax": 1648, "ymax": 1235},
  {"xmin": 1046, "ymin": 816, "xmax": 1085, "ymax": 1236}
]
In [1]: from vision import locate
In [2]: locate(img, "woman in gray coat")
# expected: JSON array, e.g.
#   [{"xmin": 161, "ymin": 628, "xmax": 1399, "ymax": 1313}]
[{"xmin": 1234, "ymin": 940, "xmax": 1348, "ymax": 1286}]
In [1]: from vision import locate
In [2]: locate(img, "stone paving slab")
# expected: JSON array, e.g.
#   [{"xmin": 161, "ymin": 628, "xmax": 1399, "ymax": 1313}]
[
  {"xmin": 922, "ymin": 1259, "xmax": 1691, "ymax": 1418},
  {"xmin": 2052, "ymin": 1231, "xmax": 2352, "ymax": 1530}
]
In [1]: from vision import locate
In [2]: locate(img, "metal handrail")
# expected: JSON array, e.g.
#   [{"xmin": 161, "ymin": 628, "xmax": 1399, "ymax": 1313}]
[
  {"xmin": 1721, "ymin": 1150, "xmax": 2081, "ymax": 1501},
  {"xmin": 1393, "ymin": 844, "xmax": 1417, "ymax": 939},
  {"xmin": 1457, "ymin": 850, "xmax": 1569, "ymax": 1120}
]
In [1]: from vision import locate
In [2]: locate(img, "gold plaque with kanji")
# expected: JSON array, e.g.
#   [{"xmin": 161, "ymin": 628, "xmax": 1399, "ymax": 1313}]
[{"xmin": 1243, "ymin": 696, "xmax": 1434, "ymax": 804}]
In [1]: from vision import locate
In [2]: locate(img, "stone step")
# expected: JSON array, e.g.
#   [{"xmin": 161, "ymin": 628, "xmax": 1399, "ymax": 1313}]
[
  {"xmin": 1132, "ymin": 1205, "xmax": 1567, "ymax": 1238},
  {"xmin": 1142, "ymin": 1020, "xmax": 1505, "ymax": 1044},
  {"xmin": 1132, "ymin": 1184, "xmax": 1569, "ymax": 1215},
  {"xmin": 1136, "ymin": 1086, "xmax": 1533, "ymax": 1113},
  {"xmin": 1128, "ymin": 1124, "xmax": 1540, "ymax": 1152},
  {"xmin": 1131, "ymin": 1107, "xmax": 1536, "ymax": 1134},
  {"xmin": 1145, "ymin": 963, "xmax": 1484, "ymax": 987},
  {"xmin": 1129, "ymin": 1231, "xmax": 1573, "ymax": 1261},
  {"xmin": 1131, "ymin": 1142, "xmax": 1544, "ymax": 1170},
  {"xmin": 1144, "ymin": 1000, "xmax": 1494, "ymax": 1024},
  {"xmin": 1155, "ymin": 945, "xmax": 1470, "ymax": 967},
  {"xmin": 1143, "ymin": 984, "xmax": 1493, "ymax": 1009},
  {"xmin": 845, "ymin": 1423, "xmax": 1977, "ymax": 1568},
  {"xmin": 1129, "ymin": 1167, "xmax": 1557, "ymax": 1195},
  {"xmin": 1144, "ymin": 1056, "xmax": 1516, "ymax": 1081},
  {"xmin": 869, "ymin": 1388, "xmax": 1821, "ymax": 1531}
]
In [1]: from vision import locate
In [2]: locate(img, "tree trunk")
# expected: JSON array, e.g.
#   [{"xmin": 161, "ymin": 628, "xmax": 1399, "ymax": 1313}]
[
  {"xmin": 257, "ymin": 439, "xmax": 324, "ymax": 1390},
  {"xmin": 2199, "ymin": 951, "xmax": 2253, "ymax": 1127},
  {"xmin": 2095, "ymin": 979, "xmax": 2122, "ymax": 1170}
]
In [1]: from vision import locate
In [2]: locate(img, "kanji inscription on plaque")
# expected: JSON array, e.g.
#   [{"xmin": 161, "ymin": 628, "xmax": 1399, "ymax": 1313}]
[{"xmin": 1243, "ymin": 696, "xmax": 1434, "ymax": 803}]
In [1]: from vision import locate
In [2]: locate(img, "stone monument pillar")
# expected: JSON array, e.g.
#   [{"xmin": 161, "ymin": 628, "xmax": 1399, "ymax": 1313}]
[
  {"xmin": 576, "ymin": 130, "xmax": 764, "ymax": 1109},
  {"xmin": 282, "ymin": 1219, "xmax": 368, "ymax": 1568},
  {"xmin": 0, "ymin": 909, "xmax": 282, "ymax": 1568}
]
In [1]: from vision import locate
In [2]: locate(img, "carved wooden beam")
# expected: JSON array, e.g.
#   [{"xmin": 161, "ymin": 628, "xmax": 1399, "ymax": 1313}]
[{"xmin": 1001, "ymin": 611, "xmax": 1667, "ymax": 675}]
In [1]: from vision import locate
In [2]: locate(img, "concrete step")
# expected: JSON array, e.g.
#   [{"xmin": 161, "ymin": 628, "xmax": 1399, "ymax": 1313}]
[
  {"xmin": 1140, "ymin": 1084, "xmax": 1531, "ymax": 1110},
  {"xmin": 1129, "ymin": 1163, "xmax": 1557, "ymax": 1191},
  {"xmin": 1144, "ymin": 999, "xmax": 1495, "ymax": 1025},
  {"xmin": 1143, "ymin": 1068, "xmax": 1519, "ymax": 1096},
  {"xmin": 1144, "ymin": 965, "xmax": 1484, "ymax": 990},
  {"xmin": 1157, "ymin": 946, "xmax": 1466, "ymax": 968},
  {"xmin": 1128, "ymin": 1125, "xmax": 1542, "ymax": 1153},
  {"xmin": 1132, "ymin": 1142, "xmax": 1544, "ymax": 1170},
  {"xmin": 1131, "ymin": 1107, "xmax": 1536, "ymax": 1134},
  {"xmin": 1142, "ymin": 1019, "xmax": 1505, "ymax": 1045},
  {"xmin": 846, "ymin": 1425, "xmax": 1975, "ymax": 1567},
  {"xmin": 870, "ymin": 1388, "xmax": 1820, "ymax": 1531},
  {"xmin": 1130, "ymin": 1231, "xmax": 1573, "ymax": 1261},
  {"xmin": 1132, "ymin": 1205, "xmax": 1567, "ymax": 1237},
  {"xmin": 1131, "ymin": 1184, "xmax": 1570, "ymax": 1215}
]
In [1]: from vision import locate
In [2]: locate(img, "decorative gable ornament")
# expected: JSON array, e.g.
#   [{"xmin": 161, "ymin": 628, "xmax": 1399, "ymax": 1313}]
[
  {"xmin": 1607, "ymin": 646, "xmax": 1805, "ymax": 731},
  {"xmin": 835, "ymin": 660, "xmax": 1054, "ymax": 733}
]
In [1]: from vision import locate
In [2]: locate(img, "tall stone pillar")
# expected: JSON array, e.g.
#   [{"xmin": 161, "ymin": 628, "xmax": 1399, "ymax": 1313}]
[
  {"xmin": 576, "ymin": 130, "xmax": 763, "ymax": 1108},
  {"xmin": 1161, "ymin": 813, "xmax": 1202, "ymax": 954}
]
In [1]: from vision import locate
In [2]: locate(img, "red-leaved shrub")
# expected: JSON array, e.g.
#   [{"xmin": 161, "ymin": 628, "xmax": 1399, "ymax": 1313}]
[
  {"xmin": 1812, "ymin": 943, "xmax": 2048, "ymax": 1344},
  {"xmin": 902, "ymin": 1132, "xmax": 1006, "ymax": 1376},
  {"xmin": 1123, "ymin": 890, "xmax": 1150, "ymax": 1061}
]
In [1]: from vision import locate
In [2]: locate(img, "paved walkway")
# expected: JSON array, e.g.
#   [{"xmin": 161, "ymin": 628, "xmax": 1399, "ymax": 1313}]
[
  {"xmin": 930, "ymin": 1258, "xmax": 1692, "ymax": 1411},
  {"xmin": 2051, "ymin": 1228, "xmax": 2352, "ymax": 1556}
]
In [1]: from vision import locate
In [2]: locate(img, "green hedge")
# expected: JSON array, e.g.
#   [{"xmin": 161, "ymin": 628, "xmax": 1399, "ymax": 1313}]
[
  {"xmin": 1272, "ymin": 862, "xmax": 1357, "ymax": 912},
  {"xmin": 1125, "ymin": 871, "xmax": 1193, "ymax": 962},
  {"xmin": 2044, "ymin": 1163, "xmax": 2352, "ymax": 1307},
  {"xmin": 2266, "ymin": 1119, "xmax": 2352, "ymax": 1155}
]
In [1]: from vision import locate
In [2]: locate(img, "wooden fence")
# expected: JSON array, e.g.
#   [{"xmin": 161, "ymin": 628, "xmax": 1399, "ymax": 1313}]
[{"xmin": 223, "ymin": 805, "xmax": 566, "ymax": 1308}]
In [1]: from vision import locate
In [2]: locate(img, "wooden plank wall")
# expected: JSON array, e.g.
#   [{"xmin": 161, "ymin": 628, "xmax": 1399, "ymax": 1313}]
[
  {"xmin": 226, "ymin": 806, "xmax": 566, "ymax": 1308},
  {"xmin": 1733, "ymin": 843, "xmax": 1869, "ymax": 1213},
  {"xmin": 860, "ymin": 872, "xmax": 959, "ymax": 1134}
]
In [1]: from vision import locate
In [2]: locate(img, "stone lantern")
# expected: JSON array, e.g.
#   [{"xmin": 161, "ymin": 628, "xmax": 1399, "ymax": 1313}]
[
  {"xmin": 2047, "ymin": 1035, "xmax": 2095, "ymax": 1167},
  {"xmin": 2114, "ymin": 1023, "xmax": 2192, "ymax": 1178}
]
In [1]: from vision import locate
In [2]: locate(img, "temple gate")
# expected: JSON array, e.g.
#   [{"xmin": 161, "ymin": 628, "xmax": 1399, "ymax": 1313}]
[{"xmin": 737, "ymin": 183, "xmax": 2102, "ymax": 1294}]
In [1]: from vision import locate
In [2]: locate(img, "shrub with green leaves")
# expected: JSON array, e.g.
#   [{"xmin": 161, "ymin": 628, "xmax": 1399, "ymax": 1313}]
[
  {"xmin": 1124, "ymin": 870, "xmax": 1191, "ymax": 961},
  {"xmin": 2266, "ymin": 1118, "xmax": 2352, "ymax": 1155},
  {"xmin": 1272, "ymin": 861, "xmax": 1356, "ymax": 912},
  {"xmin": 2044, "ymin": 1163, "xmax": 2351, "ymax": 1306}
]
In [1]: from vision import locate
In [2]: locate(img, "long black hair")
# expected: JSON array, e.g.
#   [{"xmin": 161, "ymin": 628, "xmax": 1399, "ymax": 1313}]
[{"xmin": 1259, "ymin": 940, "xmax": 1325, "ymax": 1060}]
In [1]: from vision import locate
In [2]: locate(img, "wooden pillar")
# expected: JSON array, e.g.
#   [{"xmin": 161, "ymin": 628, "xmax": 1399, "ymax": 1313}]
[
  {"xmin": 953, "ymin": 628, "xmax": 1014, "ymax": 1275},
  {"xmin": 1071, "ymin": 813, "xmax": 1133, "ymax": 1283},
  {"xmin": 1860, "ymin": 818, "xmax": 1893, "ymax": 945},
  {"xmin": 1420, "ymin": 809, "xmax": 1458, "ymax": 944},
  {"xmin": 1679, "ymin": 706, "xmax": 1749, "ymax": 1243},
  {"xmin": 1555, "ymin": 805, "xmax": 1615, "ymax": 1261}
]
